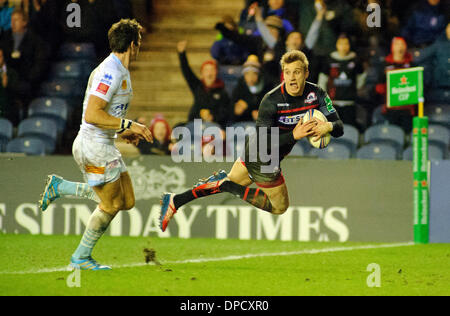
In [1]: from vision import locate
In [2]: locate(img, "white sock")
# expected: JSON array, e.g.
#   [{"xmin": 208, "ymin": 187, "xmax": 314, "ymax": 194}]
[{"xmin": 72, "ymin": 207, "xmax": 114, "ymax": 260}]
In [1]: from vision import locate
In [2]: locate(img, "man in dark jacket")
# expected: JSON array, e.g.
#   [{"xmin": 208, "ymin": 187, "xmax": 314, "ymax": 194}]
[
  {"xmin": 0, "ymin": 9, "xmax": 48, "ymax": 103},
  {"xmin": 177, "ymin": 40, "xmax": 231, "ymax": 128},
  {"xmin": 401, "ymin": 0, "xmax": 447, "ymax": 48},
  {"xmin": 231, "ymin": 55, "xmax": 273, "ymax": 123}
]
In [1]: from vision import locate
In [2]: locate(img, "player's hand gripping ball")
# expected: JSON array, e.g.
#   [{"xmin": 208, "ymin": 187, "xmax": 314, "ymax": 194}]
[{"xmin": 303, "ymin": 109, "xmax": 331, "ymax": 149}]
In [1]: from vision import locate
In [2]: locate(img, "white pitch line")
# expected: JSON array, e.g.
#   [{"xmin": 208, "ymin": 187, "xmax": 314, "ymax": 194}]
[{"xmin": 0, "ymin": 242, "xmax": 414, "ymax": 275}]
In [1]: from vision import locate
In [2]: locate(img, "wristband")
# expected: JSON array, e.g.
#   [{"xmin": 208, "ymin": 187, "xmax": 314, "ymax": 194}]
[{"xmin": 117, "ymin": 119, "xmax": 133, "ymax": 134}]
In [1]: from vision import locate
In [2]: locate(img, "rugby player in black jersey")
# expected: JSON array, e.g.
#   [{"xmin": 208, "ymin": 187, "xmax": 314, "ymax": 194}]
[{"xmin": 159, "ymin": 50, "xmax": 344, "ymax": 232}]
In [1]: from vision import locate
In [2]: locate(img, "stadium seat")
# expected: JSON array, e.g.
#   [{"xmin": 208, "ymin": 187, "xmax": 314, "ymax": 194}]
[
  {"xmin": 426, "ymin": 105, "xmax": 450, "ymax": 127},
  {"xmin": 28, "ymin": 98, "xmax": 69, "ymax": 133},
  {"xmin": 364, "ymin": 124, "xmax": 405, "ymax": 154},
  {"xmin": 403, "ymin": 144, "xmax": 446, "ymax": 161},
  {"xmin": 18, "ymin": 118, "xmax": 57, "ymax": 154},
  {"xmin": 372, "ymin": 106, "xmax": 388, "ymax": 125},
  {"xmin": 59, "ymin": 42, "xmax": 96, "ymax": 60},
  {"xmin": 333, "ymin": 124, "xmax": 359, "ymax": 156},
  {"xmin": 357, "ymin": 143, "xmax": 398, "ymax": 160},
  {"xmin": 428, "ymin": 124, "xmax": 450, "ymax": 148},
  {"xmin": 50, "ymin": 61, "xmax": 85, "ymax": 80},
  {"xmin": 6, "ymin": 137, "xmax": 46, "ymax": 156},
  {"xmin": 219, "ymin": 65, "xmax": 242, "ymax": 96},
  {"xmin": 40, "ymin": 79, "xmax": 85, "ymax": 99},
  {"xmin": 0, "ymin": 118, "xmax": 13, "ymax": 152},
  {"xmin": 309, "ymin": 143, "xmax": 352, "ymax": 160},
  {"xmin": 289, "ymin": 142, "xmax": 305, "ymax": 157}
]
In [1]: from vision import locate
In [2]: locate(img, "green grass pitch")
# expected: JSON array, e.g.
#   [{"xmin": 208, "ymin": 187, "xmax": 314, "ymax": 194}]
[{"xmin": 0, "ymin": 234, "xmax": 449, "ymax": 296}]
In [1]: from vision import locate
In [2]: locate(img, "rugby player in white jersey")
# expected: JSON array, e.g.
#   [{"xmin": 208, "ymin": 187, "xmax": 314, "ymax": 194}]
[{"xmin": 38, "ymin": 19, "xmax": 153, "ymax": 271}]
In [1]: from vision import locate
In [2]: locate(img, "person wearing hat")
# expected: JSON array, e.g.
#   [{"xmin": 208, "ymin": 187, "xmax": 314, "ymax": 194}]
[
  {"xmin": 231, "ymin": 55, "xmax": 273, "ymax": 122},
  {"xmin": 177, "ymin": 40, "xmax": 231, "ymax": 128}
]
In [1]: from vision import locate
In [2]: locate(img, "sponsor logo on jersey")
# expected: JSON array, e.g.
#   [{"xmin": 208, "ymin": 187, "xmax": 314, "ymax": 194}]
[
  {"xmin": 278, "ymin": 114, "xmax": 304, "ymax": 125},
  {"xmin": 121, "ymin": 80, "xmax": 127, "ymax": 90},
  {"xmin": 305, "ymin": 92, "xmax": 317, "ymax": 104},
  {"xmin": 96, "ymin": 83, "xmax": 110, "ymax": 95},
  {"xmin": 325, "ymin": 95, "xmax": 336, "ymax": 113},
  {"xmin": 277, "ymin": 103, "xmax": 290, "ymax": 107},
  {"xmin": 101, "ymin": 73, "xmax": 113, "ymax": 85}
]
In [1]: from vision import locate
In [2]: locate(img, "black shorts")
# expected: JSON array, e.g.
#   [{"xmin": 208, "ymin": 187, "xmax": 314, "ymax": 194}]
[{"xmin": 241, "ymin": 139, "xmax": 285, "ymax": 188}]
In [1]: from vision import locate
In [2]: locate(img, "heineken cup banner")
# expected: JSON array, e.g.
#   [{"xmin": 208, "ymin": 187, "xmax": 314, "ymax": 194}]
[
  {"xmin": 387, "ymin": 67, "xmax": 424, "ymax": 108},
  {"xmin": 0, "ymin": 156, "xmax": 413, "ymax": 242}
]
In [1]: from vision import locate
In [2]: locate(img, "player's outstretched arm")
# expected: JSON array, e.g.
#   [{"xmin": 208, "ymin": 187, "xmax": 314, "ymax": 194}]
[{"xmin": 84, "ymin": 95, "xmax": 153, "ymax": 143}]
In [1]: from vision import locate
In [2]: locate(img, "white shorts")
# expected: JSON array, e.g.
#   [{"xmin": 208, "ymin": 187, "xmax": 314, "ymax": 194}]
[{"xmin": 73, "ymin": 133, "xmax": 127, "ymax": 187}]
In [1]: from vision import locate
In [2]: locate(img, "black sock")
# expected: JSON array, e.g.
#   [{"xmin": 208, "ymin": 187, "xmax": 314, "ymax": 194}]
[
  {"xmin": 173, "ymin": 190, "xmax": 196, "ymax": 210},
  {"xmin": 220, "ymin": 181, "xmax": 273, "ymax": 212}
]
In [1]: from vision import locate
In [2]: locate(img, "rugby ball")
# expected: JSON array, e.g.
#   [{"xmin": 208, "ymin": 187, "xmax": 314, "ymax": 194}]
[{"xmin": 303, "ymin": 109, "xmax": 331, "ymax": 149}]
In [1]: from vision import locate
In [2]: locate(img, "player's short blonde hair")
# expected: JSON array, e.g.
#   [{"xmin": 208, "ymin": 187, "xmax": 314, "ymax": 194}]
[{"xmin": 280, "ymin": 50, "xmax": 309, "ymax": 73}]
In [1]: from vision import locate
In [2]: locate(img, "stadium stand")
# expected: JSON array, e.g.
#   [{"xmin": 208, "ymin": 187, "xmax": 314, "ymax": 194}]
[
  {"xmin": 357, "ymin": 143, "xmax": 398, "ymax": 161},
  {"xmin": 6, "ymin": 137, "xmax": 46, "ymax": 156},
  {"xmin": 28, "ymin": 98, "xmax": 69, "ymax": 134},
  {"xmin": 309, "ymin": 143, "xmax": 352, "ymax": 160},
  {"xmin": 364, "ymin": 124, "xmax": 406, "ymax": 156},
  {"xmin": 58, "ymin": 42, "xmax": 97, "ymax": 61},
  {"xmin": 17, "ymin": 117, "xmax": 57, "ymax": 154},
  {"xmin": 333, "ymin": 124, "xmax": 359, "ymax": 157}
]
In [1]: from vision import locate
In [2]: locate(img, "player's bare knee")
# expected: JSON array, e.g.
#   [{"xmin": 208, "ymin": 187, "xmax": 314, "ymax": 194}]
[{"xmin": 122, "ymin": 197, "xmax": 135, "ymax": 211}]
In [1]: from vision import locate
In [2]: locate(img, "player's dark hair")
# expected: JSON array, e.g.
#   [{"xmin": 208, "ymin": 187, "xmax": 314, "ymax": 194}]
[
  {"xmin": 108, "ymin": 19, "xmax": 143, "ymax": 53},
  {"xmin": 280, "ymin": 50, "xmax": 309, "ymax": 73}
]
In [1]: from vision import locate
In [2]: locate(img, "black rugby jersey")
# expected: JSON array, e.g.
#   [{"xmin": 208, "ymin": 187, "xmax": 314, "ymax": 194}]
[{"xmin": 253, "ymin": 81, "xmax": 344, "ymax": 161}]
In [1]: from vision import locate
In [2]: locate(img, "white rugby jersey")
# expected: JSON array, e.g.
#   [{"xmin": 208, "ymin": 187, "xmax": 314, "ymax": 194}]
[{"xmin": 80, "ymin": 53, "xmax": 133, "ymax": 139}]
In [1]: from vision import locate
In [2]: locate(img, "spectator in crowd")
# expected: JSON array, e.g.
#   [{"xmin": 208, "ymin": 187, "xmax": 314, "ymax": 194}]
[
  {"xmin": 0, "ymin": 0, "xmax": 14, "ymax": 33},
  {"xmin": 298, "ymin": 0, "xmax": 357, "ymax": 58},
  {"xmin": 318, "ymin": 34, "xmax": 365, "ymax": 127},
  {"xmin": 401, "ymin": 0, "xmax": 447, "ymax": 48},
  {"xmin": 0, "ymin": 9, "xmax": 48, "ymax": 103},
  {"xmin": 231, "ymin": 55, "xmax": 273, "ymax": 122},
  {"xmin": 211, "ymin": 15, "xmax": 249, "ymax": 65},
  {"xmin": 0, "ymin": 47, "xmax": 19, "ymax": 123},
  {"xmin": 177, "ymin": 40, "xmax": 231, "ymax": 128},
  {"xmin": 60, "ymin": 0, "xmax": 117, "ymax": 60},
  {"xmin": 283, "ymin": 3, "xmax": 326, "ymax": 83},
  {"xmin": 21, "ymin": 0, "xmax": 61, "ymax": 53},
  {"xmin": 137, "ymin": 116, "xmax": 173, "ymax": 156},
  {"xmin": 216, "ymin": 8, "xmax": 286, "ymax": 83},
  {"xmin": 261, "ymin": 0, "xmax": 295, "ymax": 34},
  {"xmin": 239, "ymin": 0, "xmax": 266, "ymax": 36},
  {"xmin": 374, "ymin": 37, "xmax": 415, "ymax": 131},
  {"xmin": 414, "ymin": 22, "xmax": 450, "ymax": 103}
]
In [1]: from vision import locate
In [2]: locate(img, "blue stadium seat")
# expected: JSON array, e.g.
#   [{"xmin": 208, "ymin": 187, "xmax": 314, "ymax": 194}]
[
  {"xmin": 372, "ymin": 106, "xmax": 388, "ymax": 125},
  {"xmin": 0, "ymin": 118, "xmax": 13, "ymax": 152},
  {"xmin": 28, "ymin": 98, "xmax": 69, "ymax": 133},
  {"xmin": 40, "ymin": 79, "xmax": 85, "ymax": 98},
  {"xmin": 59, "ymin": 42, "xmax": 96, "ymax": 60},
  {"xmin": 18, "ymin": 118, "xmax": 57, "ymax": 154},
  {"xmin": 219, "ymin": 65, "xmax": 242, "ymax": 96},
  {"xmin": 364, "ymin": 124, "xmax": 405, "ymax": 154},
  {"xmin": 428, "ymin": 124, "xmax": 450, "ymax": 148},
  {"xmin": 6, "ymin": 137, "xmax": 46, "ymax": 156},
  {"xmin": 357, "ymin": 143, "xmax": 398, "ymax": 160},
  {"xmin": 426, "ymin": 105, "xmax": 450, "ymax": 127},
  {"xmin": 403, "ymin": 144, "xmax": 446, "ymax": 161},
  {"xmin": 333, "ymin": 124, "xmax": 359, "ymax": 156},
  {"xmin": 309, "ymin": 143, "xmax": 352, "ymax": 160},
  {"xmin": 50, "ymin": 61, "xmax": 85, "ymax": 80}
]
